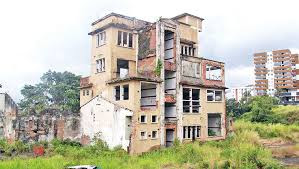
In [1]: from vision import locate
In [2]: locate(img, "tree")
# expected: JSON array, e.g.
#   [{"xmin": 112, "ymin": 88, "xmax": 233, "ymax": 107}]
[
  {"xmin": 226, "ymin": 95, "xmax": 252, "ymax": 118},
  {"xmin": 250, "ymin": 95, "xmax": 278, "ymax": 122},
  {"xmin": 19, "ymin": 70, "xmax": 81, "ymax": 113}
]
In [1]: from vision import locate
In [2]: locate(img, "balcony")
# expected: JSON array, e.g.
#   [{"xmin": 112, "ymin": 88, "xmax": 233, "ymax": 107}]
[
  {"xmin": 164, "ymin": 61, "xmax": 176, "ymax": 71},
  {"xmin": 165, "ymin": 94, "xmax": 176, "ymax": 103}
]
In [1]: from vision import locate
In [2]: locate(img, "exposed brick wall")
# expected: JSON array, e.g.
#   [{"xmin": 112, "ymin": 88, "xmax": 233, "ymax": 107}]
[
  {"xmin": 138, "ymin": 56, "xmax": 156, "ymax": 78},
  {"xmin": 164, "ymin": 61, "xmax": 176, "ymax": 71},
  {"xmin": 165, "ymin": 94, "xmax": 176, "ymax": 103}
]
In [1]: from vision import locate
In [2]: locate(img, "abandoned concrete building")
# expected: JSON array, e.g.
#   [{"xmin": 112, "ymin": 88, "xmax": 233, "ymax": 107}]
[
  {"xmin": 0, "ymin": 91, "xmax": 18, "ymax": 141},
  {"xmin": 80, "ymin": 13, "xmax": 227, "ymax": 154}
]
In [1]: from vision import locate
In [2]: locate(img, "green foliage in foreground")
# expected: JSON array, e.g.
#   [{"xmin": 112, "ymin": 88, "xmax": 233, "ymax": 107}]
[
  {"xmin": 0, "ymin": 121, "xmax": 287, "ymax": 169},
  {"xmin": 242, "ymin": 105, "xmax": 299, "ymax": 125},
  {"xmin": 235, "ymin": 120, "xmax": 299, "ymax": 142}
]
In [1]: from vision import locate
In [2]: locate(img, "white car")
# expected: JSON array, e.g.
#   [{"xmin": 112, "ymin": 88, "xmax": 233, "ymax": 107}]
[{"xmin": 67, "ymin": 165, "xmax": 100, "ymax": 169}]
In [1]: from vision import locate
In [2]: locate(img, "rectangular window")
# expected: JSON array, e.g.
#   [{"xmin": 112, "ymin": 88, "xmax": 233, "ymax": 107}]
[
  {"xmin": 117, "ymin": 59, "xmax": 129, "ymax": 78},
  {"xmin": 129, "ymin": 33, "xmax": 133, "ymax": 47},
  {"xmin": 123, "ymin": 85, "xmax": 129, "ymax": 100},
  {"xmin": 115, "ymin": 86, "xmax": 120, "ymax": 101},
  {"xmin": 181, "ymin": 44, "xmax": 195, "ymax": 56},
  {"xmin": 140, "ymin": 115, "xmax": 146, "ymax": 123},
  {"xmin": 141, "ymin": 83, "xmax": 157, "ymax": 108},
  {"xmin": 152, "ymin": 131, "xmax": 157, "ymax": 139},
  {"xmin": 83, "ymin": 90, "xmax": 85, "ymax": 96},
  {"xmin": 86, "ymin": 90, "xmax": 89, "ymax": 96},
  {"xmin": 183, "ymin": 126, "xmax": 201, "ymax": 139},
  {"xmin": 183, "ymin": 88, "xmax": 200, "ymax": 113},
  {"xmin": 123, "ymin": 32, "xmax": 128, "ymax": 46},
  {"xmin": 117, "ymin": 31, "xmax": 133, "ymax": 48},
  {"xmin": 196, "ymin": 126, "xmax": 201, "ymax": 138},
  {"xmin": 151, "ymin": 115, "xmax": 157, "ymax": 123},
  {"xmin": 206, "ymin": 65, "xmax": 222, "ymax": 81},
  {"xmin": 207, "ymin": 90, "xmax": 214, "ymax": 101},
  {"xmin": 140, "ymin": 131, "xmax": 147, "ymax": 140},
  {"xmin": 114, "ymin": 84, "xmax": 129, "ymax": 101},
  {"xmin": 96, "ymin": 58, "xmax": 105, "ymax": 73},
  {"xmin": 96, "ymin": 32, "xmax": 106, "ymax": 46},
  {"xmin": 215, "ymin": 91, "xmax": 223, "ymax": 101},
  {"xmin": 117, "ymin": 31, "xmax": 122, "ymax": 46},
  {"xmin": 208, "ymin": 114, "xmax": 222, "ymax": 137},
  {"xmin": 207, "ymin": 90, "xmax": 223, "ymax": 102}
]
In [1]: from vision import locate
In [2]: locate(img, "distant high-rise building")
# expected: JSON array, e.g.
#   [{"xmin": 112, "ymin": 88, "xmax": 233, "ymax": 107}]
[
  {"xmin": 226, "ymin": 85, "xmax": 255, "ymax": 102},
  {"xmin": 254, "ymin": 49, "xmax": 299, "ymax": 103}
]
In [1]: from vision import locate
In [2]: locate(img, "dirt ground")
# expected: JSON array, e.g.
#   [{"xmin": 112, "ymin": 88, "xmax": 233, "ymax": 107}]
[{"xmin": 260, "ymin": 138, "xmax": 299, "ymax": 168}]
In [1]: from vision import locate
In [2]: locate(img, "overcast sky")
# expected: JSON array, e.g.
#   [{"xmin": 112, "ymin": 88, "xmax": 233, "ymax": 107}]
[{"xmin": 1, "ymin": 0, "xmax": 299, "ymax": 102}]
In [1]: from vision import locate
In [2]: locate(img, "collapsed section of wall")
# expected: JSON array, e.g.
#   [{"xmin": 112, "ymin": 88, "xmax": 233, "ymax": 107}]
[{"xmin": 14, "ymin": 109, "xmax": 80, "ymax": 143}]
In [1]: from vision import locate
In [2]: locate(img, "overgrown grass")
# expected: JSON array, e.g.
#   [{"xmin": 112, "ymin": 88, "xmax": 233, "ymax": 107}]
[
  {"xmin": 0, "ymin": 122, "xmax": 285, "ymax": 169},
  {"xmin": 241, "ymin": 105, "xmax": 299, "ymax": 125},
  {"xmin": 235, "ymin": 120, "xmax": 299, "ymax": 142}
]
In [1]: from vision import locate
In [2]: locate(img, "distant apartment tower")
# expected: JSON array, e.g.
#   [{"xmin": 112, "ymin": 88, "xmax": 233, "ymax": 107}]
[
  {"xmin": 254, "ymin": 49, "xmax": 299, "ymax": 103},
  {"xmin": 226, "ymin": 85, "xmax": 255, "ymax": 102}
]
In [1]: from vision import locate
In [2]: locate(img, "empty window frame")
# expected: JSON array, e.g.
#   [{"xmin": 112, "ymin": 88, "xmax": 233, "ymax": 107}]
[
  {"xmin": 117, "ymin": 31, "xmax": 133, "ymax": 48},
  {"xmin": 140, "ymin": 115, "xmax": 147, "ymax": 123},
  {"xmin": 96, "ymin": 58, "xmax": 105, "ymax": 73},
  {"xmin": 206, "ymin": 65, "xmax": 222, "ymax": 81},
  {"xmin": 183, "ymin": 88, "xmax": 200, "ymax": 113},
  {"xmin": 96, "ymin": 31, "xmax": 106, "ymax": 46},
  {"xmin": 141, "ymin": 83, "xmax": 157, "ymax": 108},
  {"xmin": 140, "ymin": 131, "xmax": 147, "ymax": 140},
  {"xmin": 151, "ymin": 130, "xmax": 158, "ymax": 139},
  {"xmin": 114, "ymin": 84, "xmax": 129, "ymax": 101},
  {"xmin": 183, "ymin": 126, "xmax": 201, "ymax": 139},
  {"xmin": 208, "ymin": 114, "xmax": 222, "ymax": 137},
  {"xmin": 123, "ymin": 85, "xmax": 129, "ymax": 100},
  {"xmin": 115, "ymin": 86, "xmax": 120, "ymax": 101},
  {"xmin": 151, "ymin": 115, "xmax": 157, "ymax": 123},
  {"xmin": 207, "ymin": 90, "xmax": 223, "ymax": 102},
  {"xmin": 181, "ymin": 44, "xmax": 195, "ymax": 56},
  {"xmin": 117, "ymin": 59, "xmax": 129, "ymax": 78}
]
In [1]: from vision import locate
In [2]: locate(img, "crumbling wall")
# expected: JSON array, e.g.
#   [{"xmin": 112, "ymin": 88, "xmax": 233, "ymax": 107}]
[
  {"xmin": 0, "ymin": 93, "xmax": 18, "ymax": 141},
  {"xmin": 14, "ymin": 109, "xmax": 80, "ymax": 143},
  {"xmin": 137, "ymin": 26, "xmax": 157, "ymax": 78}
]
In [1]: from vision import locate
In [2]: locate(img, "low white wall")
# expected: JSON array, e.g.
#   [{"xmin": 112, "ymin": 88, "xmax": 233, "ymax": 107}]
[{"xmin": 80, "ymin": 96, "xmax": 133, "ymax": 150}]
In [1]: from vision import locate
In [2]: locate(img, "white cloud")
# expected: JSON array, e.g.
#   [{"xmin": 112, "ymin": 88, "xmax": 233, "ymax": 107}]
[
  {"xmin": 226, "ymin": 66, "xmax": 255, "ymax": 88},
  {"xmin": 1, "ymin": 0, "xmax": 299, "ymax": 102}
]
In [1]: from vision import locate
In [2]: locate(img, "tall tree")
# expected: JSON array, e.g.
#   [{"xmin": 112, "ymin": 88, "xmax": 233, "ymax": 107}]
[{"xmin": 19, "ymin": 70, "xmax": 81, "ymax": 113}]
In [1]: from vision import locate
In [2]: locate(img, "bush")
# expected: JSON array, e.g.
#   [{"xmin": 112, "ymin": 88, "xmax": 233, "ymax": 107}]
[
  {"xmin": 234, "ymin": 120, "xmax": 299, "ymax": 142},
  {"xmin": 250, "ymin": 95, "xmax": 277, "ymax": 123}
]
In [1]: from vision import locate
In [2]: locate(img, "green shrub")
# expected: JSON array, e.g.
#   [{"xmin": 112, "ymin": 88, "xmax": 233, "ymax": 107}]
[{"xmin": 234, "ymin": 120, "xmax": 299, "ymax": 142}]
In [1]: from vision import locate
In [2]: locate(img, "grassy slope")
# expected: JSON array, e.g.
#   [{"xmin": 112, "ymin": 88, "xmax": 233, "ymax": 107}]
[{"xmin": 1, "ymin": 120, "xmax": 296, "ymax": 169}]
